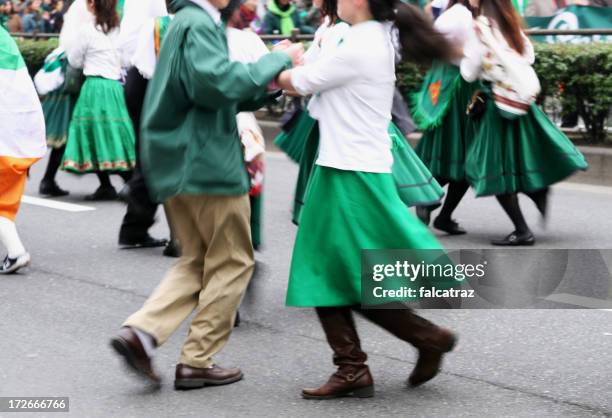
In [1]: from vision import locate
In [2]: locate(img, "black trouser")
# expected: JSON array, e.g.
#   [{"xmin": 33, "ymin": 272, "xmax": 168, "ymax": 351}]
[{"xmin": 119, "ymin": 67, "xmax": 159, "ymax": 242}]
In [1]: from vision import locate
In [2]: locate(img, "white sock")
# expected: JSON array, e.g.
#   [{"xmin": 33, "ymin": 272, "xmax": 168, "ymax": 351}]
[
  {"xmin": 133, "ymin": 327, "xmax": 156, "ymax": 357},
  {"xmin": 0, "ymin": 217, "xmax": 26, "ymax": 258}
]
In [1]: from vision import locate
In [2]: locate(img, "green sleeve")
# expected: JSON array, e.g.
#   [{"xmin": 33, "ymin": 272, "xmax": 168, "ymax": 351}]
[{"xmin": 182, "ymin": 24, "xmax": 292, "ymax": 110}]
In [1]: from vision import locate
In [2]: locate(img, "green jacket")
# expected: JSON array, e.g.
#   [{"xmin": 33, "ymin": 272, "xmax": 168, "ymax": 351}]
[{"xmin": 140, "ymin": 0, "xmax": 292, "ymax": 202}]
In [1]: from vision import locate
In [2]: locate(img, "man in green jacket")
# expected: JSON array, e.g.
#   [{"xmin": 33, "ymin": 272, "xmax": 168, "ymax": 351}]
[
  {"xmin": 262, "ymin": 0, "xmax": 315, "ymax": 35},
  {"xmin": 111, "ymin": 0, "xmax": 303, "ymax": 389}
]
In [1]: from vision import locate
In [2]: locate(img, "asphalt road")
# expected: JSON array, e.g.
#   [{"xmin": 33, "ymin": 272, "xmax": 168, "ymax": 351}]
[{"xmin": 0, "ymin": 152, "xmax": 611, "ymax": 418}]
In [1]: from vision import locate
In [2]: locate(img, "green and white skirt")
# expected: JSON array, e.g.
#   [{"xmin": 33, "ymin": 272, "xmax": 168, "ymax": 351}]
[
  {"xmin": 413, "ymin": 64, "xmax": 479, "ymax": 182},
  {"xmin": 290, "ymin": 111, "xmax": 444, "ymax": 225},
  {"xmin": 62, "ymin": 77, "xmax": 136, "ymax": 173},
  {"xmin": 42, "ymin": 88, "xmax": 77, "ymax": 149},
  {"xmin": 465, "ymin": 96, "xmax": 588, "ymax": 196},
  {"xmin": 286, "ymin": 166, "xmax": 443, "ymax": 307}
]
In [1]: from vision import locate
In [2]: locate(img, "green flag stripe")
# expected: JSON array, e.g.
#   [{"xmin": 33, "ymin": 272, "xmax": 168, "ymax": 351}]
[{"xmin": 0, "ymin": 28, "xmax": 25, "ymax": 71}]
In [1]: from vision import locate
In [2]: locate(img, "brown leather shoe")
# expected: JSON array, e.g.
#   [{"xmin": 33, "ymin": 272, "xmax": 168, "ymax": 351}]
[
  {"xmin": 408, "ymin": 327, "xmax": 457, "ymax": 387},
  {"xmin": 110, "ymin": 327, "xmax": 160, "ymax": 384},
  {"xmin": 174, "ymin": 364, "xmax": 243, "ymax": 390},
  {"xmin": 302, "ymin": 366, "xmax": 374, "ymax": 400}
]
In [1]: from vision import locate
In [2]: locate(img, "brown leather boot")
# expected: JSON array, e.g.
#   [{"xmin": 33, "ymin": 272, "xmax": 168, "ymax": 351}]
[
  {"xmin": 302, "ymin": 307, "xmax": 375, "ymax": 400},
  {"xmin": 302, "ymin": 365, "xmax": 374, "ymax": 399},
  {"xmin": 358, "ymin": 307, "xmax": 457, "ymax": 387}
]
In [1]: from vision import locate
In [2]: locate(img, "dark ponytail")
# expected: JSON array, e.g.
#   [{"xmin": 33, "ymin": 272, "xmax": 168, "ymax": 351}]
[
  {"xmin": 369, "ymin": 0, "xmax": 457, "ymax": 66},
  {"xmin": 92, "ymin": 0, "xmax": 120, "ymax": 34},
  {"xmin": 321, "ymin": 0, "xmax": 339, "ymax": 24}
]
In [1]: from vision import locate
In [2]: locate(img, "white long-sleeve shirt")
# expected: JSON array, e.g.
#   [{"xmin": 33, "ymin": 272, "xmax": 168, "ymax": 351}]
[
  {"xmin": 67, "ymin": 23, "xmax": 122, "ymax": 80},
  {"xmin": 117, "ymin": 0, "xmax": 168, "ymax": 68},
  {"xmin": 434, "ymin": 4, "xmax": 474, "ymax": 66},
  {"xmin": 291, "ymin": 21, "xmax": 395, "ymax": 173}
]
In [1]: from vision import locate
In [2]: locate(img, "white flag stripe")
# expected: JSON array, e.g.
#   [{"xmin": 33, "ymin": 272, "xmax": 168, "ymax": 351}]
[{"xmin": 21, "ymin": 196, "xmax": 96, "ymax": 212}]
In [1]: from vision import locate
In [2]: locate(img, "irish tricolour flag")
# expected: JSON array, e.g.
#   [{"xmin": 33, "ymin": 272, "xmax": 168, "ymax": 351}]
[{"xmin": 0, "ymin": 26, "xmax": 46, "ymax": 220}]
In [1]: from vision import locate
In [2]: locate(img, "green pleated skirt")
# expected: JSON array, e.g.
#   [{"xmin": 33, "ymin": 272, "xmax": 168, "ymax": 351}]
[
  {"xmin": 414, "ymin": 77, "xmax": 479, "ymax": 182},
  {"xmin": 62, "ymin": 77, "xmax": 136, "ymax": 173},
  {"xmin": 465, "ymin": 98, "xmax": 588, "ymax": 196},
  {"xmin": 290, "ymin": 111, "xmax": 444, "ymax": 225},
  {"xmin": 42, "ymin": 88, "xmax": 77, "ymax": 149},
  {"xmin": 274, "ymin": 110, "xmax": 316, "ymax": 163},
  {"xmin": 286, "ymin": 166, "xmax": 443, "ymax": 307}
]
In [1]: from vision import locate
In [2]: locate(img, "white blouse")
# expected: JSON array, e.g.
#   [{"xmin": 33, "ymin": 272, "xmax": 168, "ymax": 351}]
[
  {"xmin": 434, "ymin": 4, "xmax": 474, "ymax": 66},
  {"xmin": 118, "ymin": 0, "xmax": 168, "ymax": 68},
  {"xmin": 67, "ymin": 23, "xmax": 122, "ymax": 80},
  {"xmin": 291, "ymin": 21, "xmax": 395, "ymax": 174}
]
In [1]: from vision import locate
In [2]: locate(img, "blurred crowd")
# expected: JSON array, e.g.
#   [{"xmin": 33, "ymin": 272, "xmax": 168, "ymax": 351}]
[
  {"xmin": 1, "ymin": 0, "xmax": 609, "ymax": 35},
  {"xmin": 0, "ymin": 0, "xmax": 66, "ymax": 33}
]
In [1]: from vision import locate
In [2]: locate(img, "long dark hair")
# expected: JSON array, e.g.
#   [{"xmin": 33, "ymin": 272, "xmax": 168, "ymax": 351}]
[
  {"xmin": 90, "ymin": 0, "xmax": 119, "ymax": 34},
  {"xmin": 479, "ymin": 0, "xmax": 526, "ymax": 54},
  {"xmin": 369, "ymin": 0, "xmax": 456, "ymax": 66},
  {"xmin": 321, "ymin": 0, "xmax": 339, "ymax": 23}
]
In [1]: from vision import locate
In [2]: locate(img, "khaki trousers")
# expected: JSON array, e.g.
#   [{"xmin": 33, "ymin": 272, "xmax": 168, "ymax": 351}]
[{"xmin": 124, "ymin": 194, "xmax": 254, "ymax": 368}]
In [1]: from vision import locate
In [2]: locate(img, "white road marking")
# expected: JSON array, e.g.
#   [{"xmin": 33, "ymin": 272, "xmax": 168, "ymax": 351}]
[{"xmin": 21, "ymin": 196, "xmax": 95, "ymax": 212}]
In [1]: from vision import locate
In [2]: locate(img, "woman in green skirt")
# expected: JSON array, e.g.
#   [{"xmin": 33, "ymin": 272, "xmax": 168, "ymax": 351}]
[
  {"xmin": 460, "ymin": 0, "xmax": 587, "ymax": 245},
  {"xmin": 62, "ymin": 0, "xmax": 136, "ymax": 201},
  {"xmin": 276, "ymin": 0, "xmax": 444, "ymax": 225},
  {"xmin": 37, "ymin": 53, "xmax": 77, "ymax": 197},
  {"xmin": 277, "ymin": 0, "xmax": 457, "ymax": 399},
  {"xmin": 412, "ymin": 0, "xmax": 480, "ymax": 234}
]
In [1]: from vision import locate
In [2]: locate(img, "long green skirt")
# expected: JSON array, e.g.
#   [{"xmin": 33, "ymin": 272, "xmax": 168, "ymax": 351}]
[
  {"xmin": 465, "ymin": 98, "xmax": 588, "ymax": 196},
  {"xmin": 62, "ymin": 77, "xmax": 136, "ymax": 173},
  {"xmin": 291, "ymin": 112, "xmax": 444, "ymax": 224},
  {"xmin": 414, "ymin": 76, "xmax": 479, "ymax": 182},
  {"xmin": 274, "ymin": 110, "xmax": 316, "ymax": 163},
  {"xmin": 42, "ymin": 88, "xmax": 77, "ymax": 149},
  {"xmin": 286, "ymin": 166, "xmax": 443, "ymax": 307}
]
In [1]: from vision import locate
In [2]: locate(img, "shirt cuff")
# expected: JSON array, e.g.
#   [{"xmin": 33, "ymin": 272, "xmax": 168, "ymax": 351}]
[{"xmin": 291, "ymin": 66, "xmax": 312, "ymax": 97}]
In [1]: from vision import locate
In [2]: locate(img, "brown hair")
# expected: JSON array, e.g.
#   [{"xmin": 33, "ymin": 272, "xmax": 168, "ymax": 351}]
[
  {"xmin": 368, "ymin": 1, "xmax": 456, "ymax": 66},
  {"xmin": 321, "ymin": 0, "xmax": 339, "ymax": 24},
  {"xmin": 479, "ymin": 0, "xmax": 526, "ymax": 54},
  {"xmin": 90, "ymin": 0, "xmax": 119, "ymax": 34}
]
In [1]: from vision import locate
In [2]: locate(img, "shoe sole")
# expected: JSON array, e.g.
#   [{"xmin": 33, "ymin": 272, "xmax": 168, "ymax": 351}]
[
  {"xmin": 110, "ymin": 337, "xmax": 160, "ymax": 384},
  {"xmin": 0, "ymin": 255, "xmax": 31, "ymax": 275},
  {"xmin": 491, "ymin": 239, "xmax": 535, "ymax": 246},
  {"xmin": 301, "ymin": 385, "xmax": 375, "ymax": 400},
  {"xmin": 119, "ymin": 241, "xmax": 169, "ymax": 250},
  {"xmin": 174, "ymin": 373, "xmax": 244, "ymax": 390}
]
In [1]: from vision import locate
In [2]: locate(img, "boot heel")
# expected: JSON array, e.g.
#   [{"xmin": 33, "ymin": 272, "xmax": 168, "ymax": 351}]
[{"xmin": 352, "ymin": 385, "xmax": 374, "ymax": 398}]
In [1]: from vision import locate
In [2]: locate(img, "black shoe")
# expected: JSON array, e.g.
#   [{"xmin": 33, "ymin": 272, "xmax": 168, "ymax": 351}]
[
  {"xmin": 39, "ymin": 180, "xmax": 69, "ymax": 197},
  {"xmin": 119, "ymin": 235, "xmax": 169, "ymax": 249},
  {"xmin": 85, "ymin": 185, "xmax": 118, "ymax": 201},
  {"xmin": 491, "ymin": 231, "xmax": 535, "ymax": 246},
  {"xmin": 163, "ymin": 240, "xmax": 181, "ymax": 257},
  {"xmin": 0, "ymin": 253, "xmax": 31, "ymax": 274},
  {"xmin": 433, "ymin": 217, "xmax": 466, "ymax": 235}
]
